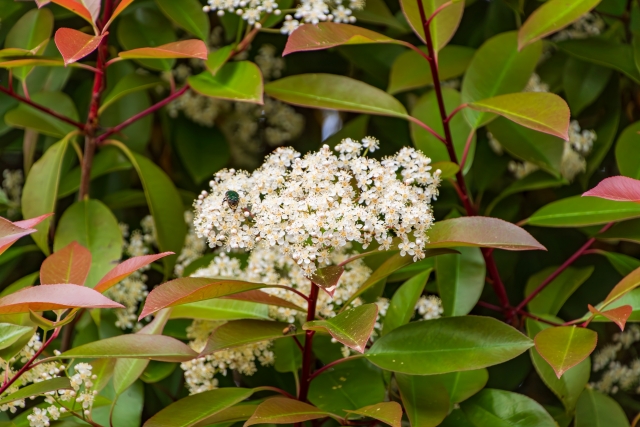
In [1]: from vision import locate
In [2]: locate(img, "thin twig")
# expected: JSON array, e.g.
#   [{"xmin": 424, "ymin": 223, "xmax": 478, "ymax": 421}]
[
  {"xmin": 459, "ymin": 128, "xmax": 476, "ymax": 171},
  {"xmin": 308, "ymin": 356, "xmax": 362, "ymax": 382}
]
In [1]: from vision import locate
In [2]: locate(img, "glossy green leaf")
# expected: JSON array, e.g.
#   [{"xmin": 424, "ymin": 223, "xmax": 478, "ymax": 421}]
[
  {"xmin": 388, "ymin": 45, "xmax": 474, "ymax": 94},
  {"xmin": 265, "ymin": 74, "xmax": 408, "ymax": 118},
  {"xmin": 60, "ymin": 334, "xmax": 197, "ymax": 362},
  {"xmin": 0, "ymin": 322, "xmax": 33, "ymax": 351},
  {"xmin": 189, "ymin": 61, "xmax": 263, "ymax": 104},
  {"xmin": 352, "ymin": 0, "xmax": 406, "ymax": 30},
  {"xmin": 309, "ymin": 358, "xmax": 385, "ymax": 416},
  {"xmin": 525, "ymin": 195, "xmax": 640, "ymax": 227},
  {"xmin": 170, "ymin": 298, "xmax": 269, "ymax": 321},
  {"xmin": 524, "ymin": 266, "xmax": 594, "ymax": 316},
  {"xmin": 592, "ymin": 250, "xmax": 640, "ymax": 277},
  {"xmin": 201, "ymin": 319, "xmax": 302, "ymax": 356},
  {"xmin": 400, "ymin": 0, "xmax": 463, "ymax": 50},
  {"xmin": 5, "ymin": 91, "xmax": 79, "ymax": 138},
  {"xmin": 462, "ymin": 32, "xmax": 542, "ymax": 129},
  {"xmin": 365, "ymin": 316, "xmax": 533, "ymax": 374},
  {"xmin": 396, "ymin": 373, "xmax": 450, "ymax": 427},
  {"xmin": 469, "ymin": 92, "xmax": 570, "ymax": 140},
  {"xmin": 192, "ymin": 404, "xmax": 258, "ymax": 427},
  {"xmin": 4, "ymin": 8, "xmax": 53, "ymax": 80},
  {"xmin": 381, "ymin": 269, "xmax": 431, "ymax": 336},
  {"xmin": 486, "ymin": 171, "xmax": 567, "ymax": 215},
  {"xmin": 21, "ymin": 133, "xmax": 73, "ymax": 254},
  {"xmin": 58, "ymin": 147, "xmax": 132, "ymax": 198},
  {"xmin": 304, "ymin": 304, "xmax": 378, "ymax": 353},
  {"xmin": 0, "ymin": 377, "xmax": 70, "ymax": 406},
  {"xmin": 599, "ymin": 219, "xmax": 640, "ymax": 246},
  {"xmin": 437, "ymin": 369, "xmax": 489, "ymax": 405},
  {"xmin": 557, "ymin": 38, "xmax": 640, "ymax": 83},
  {"xmin": 534, "ymin": 326, "xmax": 597, "ymax": 378},
  {"xmin": 600, "ymin": 266, "xmax": 640, "ymax": 309},
  {"xmin": 273, "ymin": 337, "xmax": 302, "ymax": 373},
  {"xmin": 615, "ymin": 121, "xmax": 640, "ymax": 180},
  {"xmin": 205, "ymin": 45, "xmax": 234, "ymax": 75},
  {"xmin": 140, "ymin": 361, "xmax": 176, "ymax": 384},
  {"xmin": 245, "ymin": 398, "xmax": 329, "ymax": 426},
  {"xmin": 144, "ymin": 388, "xmax": 254, "ymax": 427},
  {"xmin": 563, "ymin": 58, "xmax": 612, "ymax": 116},
  {"xmin": 175, "ymin": 119, "xmax": 230, "ymax": 184},
  {"xmin": 345, "ymin": 402, "xmax": 402, "ymax": 427},
  {"xmin": 436, "ymin": 247, "xmax": 485, "ymax": 317},
  {"xmin": 100, "ymin": 74, "xmax": 161, "ymax": 114},
  {"xmin": 53, "ymin": 199, "xmax": 122, "ymax": 288},
  {"xmin": 0, "ymin": 324, "xmax": 34, "ymax": 361},
  {"xmin": 108, "ymin": 140, "xmax": 186, "ymax": 276},
  {"xmin": 155, "ymin": 0, "xmax": 210, "ymax": 40},
  {"xmin": 575, "ymin": 389, "xmax": 630, "ymax": 427},
  {"xmin": 411, "ymin": 88, "xmax": 476, "ymax": 174},
  {"xmin": 518, "ymin": 0, "xmax": 602, "ymax": 49},
  {"xmin": 460, "ymin": 389, "xmax": 557, "ymax": 427}
]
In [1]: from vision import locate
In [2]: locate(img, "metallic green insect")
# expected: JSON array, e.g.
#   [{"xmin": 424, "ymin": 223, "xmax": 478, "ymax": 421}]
[{"xmin": 223, "ymin": 190, "xmax": 240, "ymax": 210}]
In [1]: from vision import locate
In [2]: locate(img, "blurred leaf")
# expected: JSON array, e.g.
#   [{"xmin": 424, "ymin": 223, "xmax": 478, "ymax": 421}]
[
  {"xmin": 592, "ymin": 250, "xmax": 640, "ymax": 276},
  {"xmin": 600, "ymin": 266, "xmax": 640, "ymax": 309},
  {"xmin": 274, "ymin": 337, "xmax": 302, "ymax": 373},
  {"xmin": 345, "ymin": 402, "xmax": 402, "ymax": 427},
  {"xmin": 460, "ymin": 389, "xmax": 557, "ymax": 426},
  {"xmin": 119, "ymin": 40, "xmax": 207, "ymax": 60},
  {"xmin": 102, "ymin": 189, "xmax": 147, "ymax": 210},
  {"xmin": 140, "ymin": 361, "xmax": 176, "ymax": 383},
  {"xmin": 245, "ymin": 398, "xmax": 329, "ymax": 426},
  {"xmin": 175, "ymin": 119, "xmax": 230, "ymax": 184},
  {"xmin": 462, "ymin": 32, "xmax": 541, "ymax": 129},
  {"xmin": 0, "ymin": 284, "xmax": 122, "ymax": 314},
  {"xmin": 563, "ymin": 58, "xmax": 612, "ymax": 116},
  {"xmin": 40, "ymin": 241, "xmax": 91, "ymax": 286},
  {"xmin": 103, "ymin": 0, "xmax": 135, "ymax": 31},
  {"xmin": 100, "ymin": 74, "xmax": 162, "ymax": 114},
  {"xmin": 205, "ymin": 45, "xmax": 234, "ymax": 75},
  {"xmin": 170, "ymin": 299, "xmax": 270, "ymax": 321},
  {"xmin": 557, "ymin": 38, "xmax": 640, "ymax": 83},
  {"xmin": 486, "ymin": 171, "xmax": 566, "ymax": 215},
  {"xmin": 575, "ymin": 389, "xmax": 630, "ymax": 427},
  {"xmin": 399, "ymin": 0, "xmax": 464, "ymax": 50},
  {"xmin": 365, "ymin": 316, "xmax": 533, "ymax": 374},
  {"xmin": 437, "ymin": 247, "xmax": 485, "ymax": 316},
  {"xmin": 54, "ymin": 28, "xmax": 104, "ymax": 65},
  {"xmin": 352, "ymin": 0, "xmax": 406, "ymax": 31},
  {"xmin": 324, "ymin": 116, "xmax": 369, "ymax": 148},
  {"xmin": 382, "ymin": 269, "xmax": 431, "ymax": 336},
  {"xmin": 396, "ymin": 373, "xmax": 450, "ymax": 427},
  {"xmin": 304, "ymin": 304, "xmax": 378, "ymax": 353},
  {"xmin": 534, "ymin": 326, "xmax": 597, "ymax": 378},
  {"xmin": 5, "ymin": 91, "xmax": 79, "ymax": 138},
  {"xmin": 518, "ymin": 0, "xmax": 602, "ymax": 49},
  {"xmin": 0, "ymin": 377, "xmax": 70, "ymax": 406},
  {"xmin": 0, "ymin": 272, "xmax": 39, "ymax": 298},
  {"xmin": 0, "ymin": 322, "xmax": 34, "ymax": 351},
  {"xmin": 526, "ymin": 195, "xmax": 640, "ymax": 227},
  {"xmin": 524, "ymin": 266, "xmax": 594, "ymax": 316},
  {"xmin": 4, "ymin": 8, "xmax": 53, "ymax": 80},
  {"xmin": 50, "ymin": 0, "xmax": 94, "ymax": 25},
  {"xmin": 189, "ymin": 61, "xmax": 263, "ymax": 103},
  {"xmin": 615, "ymin": 122, "xmax": 640, "ymax": 179},
  {"xmin": 58, "ymin": 147, "xmax": 132, "ymax": 197},
  {"xmin": 155, "ymin": 0, "xmax": 210, "ymax": 40}
]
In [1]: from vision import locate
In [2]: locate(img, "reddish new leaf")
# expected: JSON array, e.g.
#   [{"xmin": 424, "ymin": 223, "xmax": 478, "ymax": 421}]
[
  {"xmin": 0, "ymin": 284, "xmax": 123, "ymax": 314},
  {"xmin": 50, "ymin": 0, "xmax": 94, "ymax": 25},
  {"xmin": 345, "ymin": 402, "xmax": 403, "ymax": 427},
  {"xmin": 55, "ymin": 28, "xmax": 104, "ymax": 65},
  {"xmin": 13, "ymin": 213, "xmax": 53, "ymax": 230},
  {"xmin": 0, "ymin": 217, "xmax": 36, "ymax": 255},
  {"xmin": 94, "ymin": 252, "xmax": 173, "ymax": 293},
  {"xmin": 602, "ymin": 266, "xmax": 640, "ymax": 308},
  {"xmin": 583, "ymin": 176, "xmax": 640, "ymax": 203},
  {"xmin": 103, "ymin": 0, "xmax": 134, "ymax": 31},
  {"xmin": 588, "ymin": 304, "xmax": 633, "ymax": 331},
  {"xmin": 310, "ymin": 265, "xmax": 344, "ymax": 296},
  {"xmin": 304, "ymin": 304, "xmax": 378, "ymax": 353},
  {"xmin": 119, "ymin": 40, "xmax": 207, "ymax": 60},
  {"xmin": 244, "ymin": 398, "xmax": 329, "ymax": 427},
  {"xmin": 40, "ymin": 241, "xmax": 92, "ymax": 286},
  {"xmin": 534, "ymin": 326, "xmax": 597, "ymax": 378}
]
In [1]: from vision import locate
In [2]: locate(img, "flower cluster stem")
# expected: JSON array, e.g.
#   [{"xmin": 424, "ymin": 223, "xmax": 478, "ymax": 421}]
[{"xmin": 297, "ymin": 282, "xmax": 319, "ymax": 402}]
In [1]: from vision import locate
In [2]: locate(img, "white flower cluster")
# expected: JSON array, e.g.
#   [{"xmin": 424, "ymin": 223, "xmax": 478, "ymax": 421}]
[
  {"xmin": 488, "ymin": 74, "xmax": 597, "ymax": 182},
  {"xmin": 552, "ymin": 13, "xmax": 605, "ymax": 41},
  {"xmin": 1, "ymin": 169, "xmax": 23, "ymax": 218},
  {"xmin": 194, "ymin": 140, "xmax": 440, "ymax": 277},
  {"xmin": 591, "ymin": 325, "xmax": 640, "ymax": 395},
  {"xmin": 203, "ymin": 0, "xmax": 280, "ymax": 27},
  {"xmin": 175, "ymin": 211, "xmax": 208, "ymax": 277}
]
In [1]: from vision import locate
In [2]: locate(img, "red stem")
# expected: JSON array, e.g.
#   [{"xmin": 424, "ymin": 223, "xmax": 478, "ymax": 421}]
[
  {"xmin": 297, "ymin": 282, "xmax": 319, "ymax": 402},
  {"xmin": 407, "ymin": 116, "xmax": 446, "ymax": 144},
  {"xmin": 459, "ymin": 128, "xmax": 476, "ymax": 171},
  {"xmin": 444, "ymin": 103, "xmax": 468, "ymax": 124},
  {"xmin": 308, "ymin": 356, "xmax": 360, "ymax": 382},
  {"xmin": 426, "ymin": 0, "xmax": 454, "ymax": 25},
  {"xmin": 0, "ymin": 86, "xmax": 86, "ymax": 130},
  {"xmin": 517, "ymin": 310, "xmax": 563, "ymax": 327},
  {"xmin": 253, "ymin": 385, "xmax": 297, "ymax": 399}
]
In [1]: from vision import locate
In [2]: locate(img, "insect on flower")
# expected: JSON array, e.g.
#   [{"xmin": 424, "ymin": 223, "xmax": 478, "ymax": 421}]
[{"xmin": 222, "ymin": 190, "xmax": 240, "ymax": 210}]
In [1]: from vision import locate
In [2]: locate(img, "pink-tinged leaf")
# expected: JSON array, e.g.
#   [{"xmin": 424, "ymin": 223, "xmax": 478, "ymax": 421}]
[
  {"xmin": 602, "ymin": 266, "xmax": 640, "ymax": 309},
  {"xmin": 35, "ymin": 0, "xmax": 52, "ymax": 6},
  {"xmin": 304, "ymin": 304, "xmax": 378, "ymax": 353},
  {"xmin": 94, "ymin": 252, "xmax": 173, "ymax": 294},
  {"xmin": 534, "ymin": 326, "xmax": 597, "ymax": 378},
  {"xmin": 0, "ymin": 217, "xmax": 37, "ymax": 256},
  {"xmin": 81, "ymin": 0, "xmax": 101, "ymax": 23},
  {"xmin": 140, "ymin": 277, "xmax": 270, "ymax": 319},
  {"xmin": 40, "ymin": 241, "xmax": 92, "ymax": 286},
  {"xmin": 469, "ymin": 92, "xmax": 570, "ymax": 140},
  {"xmin": 119, "ymin": 40, "xmax": 208, "ymax": 60},
  {"xmin": 222, "ymin": 290, "xmax": 305, "ymax": 312},
  {"xmin": 583, "ymin": 176, "xmax": 640, "ymax": 203},
  {"xmin": 244, "ymin": 398, "xmax": 329, "ymax": 427},
  {"xmin": 50, "ymin": 0, "xmax": 94, "ymax": 25},
  {"xmin": 310, "ymin": 265, "xmax": 344, "ymax": 296},
  {"xmin": 345, "ymin": 402, "xmax": 402, "ymax": 427},
  {"xmin": 54, "ymin": 28, "xmax": 104, "ymax": 65},
  {"xmin": 13, "ymin": 213, "xmax": 53, "ymax": 230},
  {"xmin": 103, "ymin": 0, "xmax": 134, "ymax": 31},
  {"xmin": 426, "ymin": 216, "xmax": 546, "ymax": 250},
  {"xmin": 283, "ymin": 22, "xmax": 405, "ymax": 56},
  {"xmin": 0, "ymin": 284, "xmax": 123, "ymax": 314},
  {"xmin": 588, "ymin": 304, "xmax": 632, "ymax": 331}
]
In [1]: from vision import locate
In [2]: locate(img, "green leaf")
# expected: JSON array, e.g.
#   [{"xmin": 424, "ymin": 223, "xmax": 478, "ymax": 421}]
[
  {"xmin": 309, "ymin": 358, "xmax": 386, "ymax": 417},
  {"xmin": 0, "ymin": 377, "xmax": 70, "ymax": 406},
  {"xmin": 600, "ymin": 266, "xmax": 640, "ymax": 309},
  {"xmin": 108, "ymin": 140, "xmax": 186, "ymax": 276},
  {"xmin": 273, "ymin": 337, "xmax": 302, "ymax": 373},
  {"xmin": 437, "ymin": 369, "xmax": 489, "ymax": 405},
  {"xmin": 200, "ymin": 319, "xmax": 302, "ymax": 356},
  {"xmin": 563, "ymin": 58, "xmax": 612, "ymax": 117},
  {"xmin": 304, "ymin": 304, "xmax": 378, "ymax": 353},
  {"xmin": 0, "ymin": 272, "xmax": 38, "ymax": 298},
  {"xmin": 170, "ymin": 298, "xmax": 269, "ymax": 321},
  {"xmin": 155, "ymin": 0, "xmax": 210, "ymax": 40},
  {"xmin": 265, "ymin": 74, "xmax": 408, "ymax": 119},
  {"xmin": 245, "ymin": 398, "xmax": 329, "ymax": 426},
  {"xmin": 526, "ymin": 318, "xmax": 589, "ymax": 413},
  {"xmin": 524, "ymin": 266, "xmax": 594, "ymax": 316},
  {"xmin": 615, "ymin": 121, "xmax": 640, "ymax": 180},
  {"xmin": 100, "ymin": 74, "xmax": 161, "ymax": 114},
  {"xmin": 188, "ymin": 61, "xmax": 263, "ymax": 104},
  {"xmin": 140, "ymin": 361, "xmax": 175, "ymax": 383},
  {"xmin": 352, "ymin": 0, "xmax": 407, "ymax": 31},
  {"xmin": 205, "ymin": 45, "xmax": 234, "ymax": 75},
  {"xmin": 116, "ymin": 7, "xmax": 176, "ymax": 71},
  {"xmin": 525, "ymin": 195, "xmax": 640, "ymax": 227},
  {"xmin": 469, "ymin": 92, "xmax": 570, "ymax": 140},
  {"xmin": 534, "ymin": 326, "xmax": 597, "ymax": 378},
  {"xmin": 460, "ymin": 389, "xmax": 557, "ymax": 427},
  {"xmin": 399, "ymin": 0, "xmax": 464, "ymax": 50},
  {"xmin": 410, "ymin": 88, "xmax": 476, "ymax": 174},
  {"xmin": 436, "ymin": 247, "xmax": 485, "ymax": 317},
  {"xmin": 0, "ymin": 322, "xmax": 34, "ymax": 351},
  {"xmin": 4, "ymin": 8, "xmax": 53, "ymax": 80},
  {"xmin": 58, "ymin": 147, "xmax": 132, "ymax": 198},
  {"xmin": 486, "ymin": 171, "xmax": 566, "ymax": 215},
  {"xmin": 518, "ymin": 0, "xmax": 602, "ymax": 49},
  {"xmin": 192, "ymin": 404, "xmax": 258, "ymax": 427},
  {"xmin": 557, "ymin": 38, "xmax": 640, "ymax": 83},
  {"xmin": 592, "ymin": 250, "xmax": 640, "ymax": 276},
  {"xmin": 381, "ymin": 269, "xmax": 431, "ymax": 336},
  {"xmin": 21, "ymin": 133, "xmax": 73, "ymax": 254},
  {"xmin": 0, "ymin": 325, "xmax": 34, "ymax": 361},
  {"xmin": 396, "ymin": 373, "xmax": 450, "ymax": 427},
  {"xmin": 575, "ymin": 389, "xmax": 630, "ymax": 427},
  {"xmin": 462, "ymin": 31, "xmax": 542, "ymax": 129},
  {"xmin": 365, "ymin": 316, "xmax": 533, "ymax": 374},
  {"xmin": 53, "ymin": 199, "xmax": 122, "ymax": 289},
  {"xmin": 345, "ymin": 402, "xmax": 402, "ymax": 427},
  {"xmin": 5, "ymin": 91, "xmax": 79, "ymax": 138},
  {"xmin": 174, "ymin": 118, "xmax": 230, "ymax": 184},
  {"xmin": 144, "ymin": 388, "xmax": 254, "ymax": 427},
  {"xmin": 388, "ymin": 45, "xmax": 474, "ymax": 94},
  {"xmin": 60, "ymin": 334, "xmax": 198, "ymax": 362}
]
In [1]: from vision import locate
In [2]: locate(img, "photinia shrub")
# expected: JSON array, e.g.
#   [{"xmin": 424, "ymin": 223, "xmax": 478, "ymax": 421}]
[{"xmin": 0, "ymin": 0, "xmax": 640, "ymax": 426}]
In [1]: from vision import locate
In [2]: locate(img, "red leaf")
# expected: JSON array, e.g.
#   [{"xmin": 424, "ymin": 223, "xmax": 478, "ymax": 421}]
[
  {"xmin": 0, "ymin": 217, "xmax": 36, "ymax": 255},
  {"xmin": 103, "ymin": 0, "xmax": 134, "ymax": 31},
  {"xmin": 94, "ymin": 252, "xmax": 173, "ymax": 293},
  {"xmin": 55, "ymin": 28, "xmax": 104, "ymax": 65},
  {"xmin": 13, "ymin": 213, "xmax": 53, "ymax": 230},
  {"xmin": 40, "ymin": 241, "xmax": 92, "ymax": 286},
  {"xmin": 588, "ymin": 304, "xmax": 633, "ymax": 331},
  {"xmin": 50, "ymin": 0, "xmax": 94, "ymax": 25},
  {"xmin": 583, "ymin": 176, "xmax": 640, "ymax": 203},
  {"xmin": 119, "ymin": 40, "xmax": 208, "ymax": 60},
  {"xmin": 0, "ymin": 284, "xmax": 123, "ymax": 314}
]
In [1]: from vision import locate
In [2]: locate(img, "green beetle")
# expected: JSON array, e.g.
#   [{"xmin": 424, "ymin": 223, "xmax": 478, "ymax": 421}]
[{"xmin": 223, "ymin": 190, "xmax": 240, "ymax": 210}]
